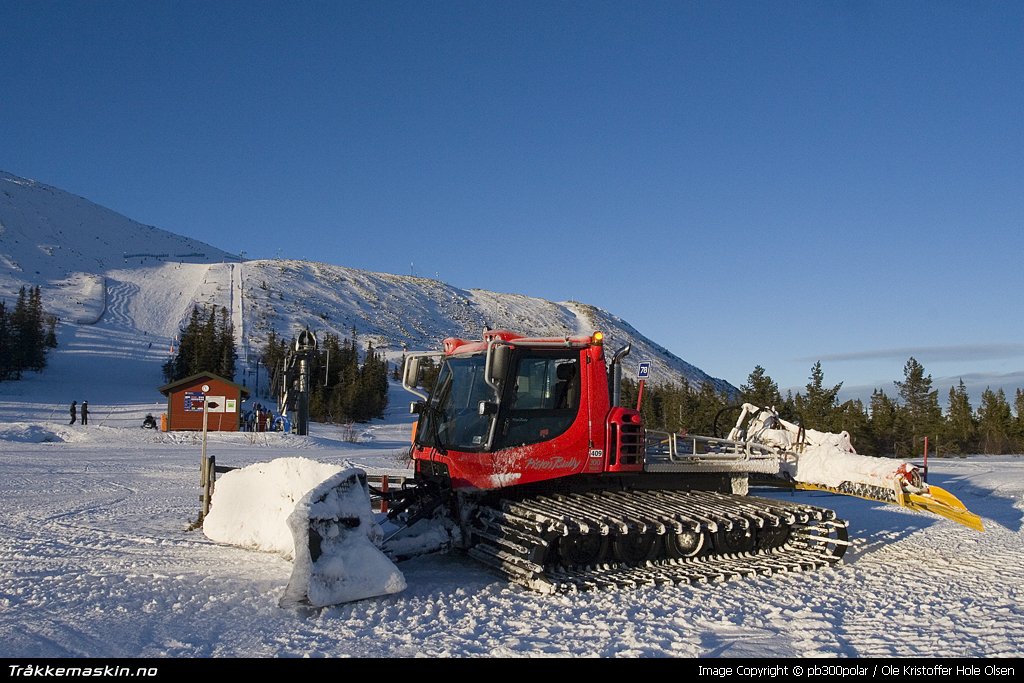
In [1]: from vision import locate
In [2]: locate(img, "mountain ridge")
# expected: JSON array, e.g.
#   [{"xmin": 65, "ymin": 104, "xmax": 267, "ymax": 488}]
[{"xmin": 0, "ymin": 170, "xmax": 735, "ymax": 397}]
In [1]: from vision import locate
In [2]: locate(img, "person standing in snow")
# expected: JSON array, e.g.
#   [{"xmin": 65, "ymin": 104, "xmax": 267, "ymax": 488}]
[
  {"xmin": 69, "ymin": 401, "xmax": 77, "ymax": 425},
  {"xmin": 81, "ymin": 401, "xmax": 89, "ymax": 426}
]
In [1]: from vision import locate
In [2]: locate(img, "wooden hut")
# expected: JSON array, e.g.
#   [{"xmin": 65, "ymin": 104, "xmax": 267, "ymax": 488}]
[{"xmin": 158, "ymin": 372, "xmax": 250, "ymax": 432}]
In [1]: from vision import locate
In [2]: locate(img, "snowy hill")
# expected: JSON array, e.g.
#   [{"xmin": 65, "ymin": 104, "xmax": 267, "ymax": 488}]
[
  {"xmin": 0, "ymin": 171, "xmax": 235, "ymax": 288},
  {"xmin": 0, "ymin": 170, "xmax": 734, "ymax": 402}
]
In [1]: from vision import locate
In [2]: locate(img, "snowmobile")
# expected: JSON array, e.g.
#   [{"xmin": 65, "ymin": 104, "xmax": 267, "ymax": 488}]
[{"xmin": 204, "ymin": 329, "xmax": 982, "ymax": 607}]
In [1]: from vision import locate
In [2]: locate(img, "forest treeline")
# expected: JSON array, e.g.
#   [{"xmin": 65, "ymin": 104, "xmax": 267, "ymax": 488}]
[
  {"xmin": 0, "ymin": 286, "xmax": 57, "ymax": 381},
  {"xmin": 164, "ymin": 307, "xmax": 390, "ymax": 425},
  {"xmin": 258, "ymin": 328, "xmax": 389, "ymax": 424},
  {"xmin": 11, "ymin": 292, "xmax": 1024, "ymax": 454},
  {"xmin": 162, "ymin": 305, "xmax": 238, "ymax": 383},
  {"xmin": 622, "ymin": 358, "xmax": 1024, "ymax": 457}
]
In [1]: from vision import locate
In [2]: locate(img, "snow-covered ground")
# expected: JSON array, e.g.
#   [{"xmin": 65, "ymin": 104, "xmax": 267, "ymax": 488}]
[
  {"xmin": 1, "ymin": 175, "xmax": 1021, "ymax": 658},
  {"xmin": 2, "ymin": 378, "xmax": 1023, "ymax": 658}
]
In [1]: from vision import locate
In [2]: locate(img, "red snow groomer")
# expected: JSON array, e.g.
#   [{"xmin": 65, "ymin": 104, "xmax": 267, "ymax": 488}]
[{"xmin": 369, "ymin": 329, "xmax": 982, "ymax": 595}]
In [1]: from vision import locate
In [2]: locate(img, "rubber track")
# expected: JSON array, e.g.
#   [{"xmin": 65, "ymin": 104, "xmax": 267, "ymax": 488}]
[{"xmin": 465, "ymin": 489, "xmax": 849, "ymax": 594}]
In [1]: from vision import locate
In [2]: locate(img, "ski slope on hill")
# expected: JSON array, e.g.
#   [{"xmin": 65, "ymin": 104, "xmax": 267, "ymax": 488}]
[{"xmin": 0, "ymin": 170, "xmax": 733, "ymax": 399}]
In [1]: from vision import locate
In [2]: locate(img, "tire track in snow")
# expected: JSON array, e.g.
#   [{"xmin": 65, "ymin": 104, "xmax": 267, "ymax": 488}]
[{"xmin": 103, "ymin": 278, "xmax": 139, "ymax": 330}]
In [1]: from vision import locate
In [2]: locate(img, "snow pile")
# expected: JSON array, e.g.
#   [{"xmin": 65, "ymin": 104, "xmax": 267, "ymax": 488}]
[
  {"xmin": 203, "ymin": 456, "xmax": 405, "ymax": 607},
  {"xmin": 0, "ymin": 423, "xmax": 64, "ymax": 443},
  {"xmin": 203, "ymin": 457, "xmax": 349, "ymax": 557}
]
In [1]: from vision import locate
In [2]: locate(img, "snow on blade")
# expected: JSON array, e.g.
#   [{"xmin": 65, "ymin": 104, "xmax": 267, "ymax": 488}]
[
  {"xmin": 733, "ymin": 404, "xmax": 911, "ymax": 494},
  {"xmin": 280, "ymin": 467, "xmax": 406, "ymax": 608},
  {"xmin": 787, "ymin": 441, "xmax": 909, "ymax": 492}
]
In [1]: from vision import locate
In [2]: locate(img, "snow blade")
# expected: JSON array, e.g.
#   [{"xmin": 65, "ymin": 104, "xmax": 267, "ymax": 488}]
[
  {"xmin": 899, "ymin": 484, "xmax": 985, "ymax": 532},
  {"xmin": 280, "ymin": 468, "xmax": 407, "ymax": 608},
  {"xmin": 794, "ymin": 480, "xmax": 984, "ymax": 532}
]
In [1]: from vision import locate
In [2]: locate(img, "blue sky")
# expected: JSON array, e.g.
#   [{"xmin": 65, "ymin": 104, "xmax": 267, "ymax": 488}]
[{"xmin": 3, "ymin": 1, "xmax": 1023, "ymax": 403}]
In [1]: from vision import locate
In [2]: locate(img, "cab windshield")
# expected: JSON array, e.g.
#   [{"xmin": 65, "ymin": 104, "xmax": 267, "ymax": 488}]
[
  {"xmin": 416, "ymin": 349, "xmax": 581, "ymax": 452},
  {"xmin": 416, "ymin": 354, "xmax": 495, "ymax": 451}
]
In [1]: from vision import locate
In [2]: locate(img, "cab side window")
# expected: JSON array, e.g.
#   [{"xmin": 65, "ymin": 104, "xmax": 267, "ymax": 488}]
[{"xmin": 500, "ymin": 354, "xmax": 580, "ymax": 447}]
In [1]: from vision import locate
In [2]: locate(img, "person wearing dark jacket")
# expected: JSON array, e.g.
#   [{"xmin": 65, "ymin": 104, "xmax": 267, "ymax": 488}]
[
  {"xmin": 69, "ymin": 401, "xmax": 77, "ymax": 425},
  {"xmin": 81, "ymin": 401, "xmax": 89, "ymax": 426}
]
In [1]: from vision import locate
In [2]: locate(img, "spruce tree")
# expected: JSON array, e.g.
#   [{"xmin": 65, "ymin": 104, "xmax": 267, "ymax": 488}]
[
  {"xmin": 366, "ymin": 342, "xmax": 389, "ymax": 415},
  {"xmin": 0, "ymin": 301, "xmax": 9, "ymax": 380},
  {"xmin": 44, "ymin": 314, "xmax": 58, "ymax": 349},
  {"xmin": 657, "ymin": 377, "xmax": 695, "ymax": 433},
  {"xmin": 620, "ymin": 378, "xmax": 711, "ymax": 434},
  {"xmin": 259, "ymin": 331, "xmax": 289, "ymax": 402},
  {"xmin": 837, "ymin": 399, "xmax": 873, "ymax": 455},
  {"xmin": 7, "ymin": 287, "xmax": 29, "ymax": 379},
  {"xmin": 24, "ymin": 286, "xmax": 47, "ymax": 370},
  {"xmin": 163, "ymin": 306, "xmax": 199, "ymax": 382},
  {"xmin": 260, "ymin": 331, "xmax": 287, "ymax": 388},
  {"xmin": 162, "ymin": 304, "xmax": 238, "ymax": 383},
  {"xmin": 739, "ymin": 365, "xmax": 783, "ymax": 411},
  {"xmin": 977, "ymin": 387, "xmax": 1013, "ymax": 455},
  {"xmin": 690, "ymin": 381, "xmax": 730, "ymax": 437},
  {"xmin": 349, "ymin": 342, "xmax": 388, "ymax": 421},
  {"xmin": 675, "ymin": 379, "xmax": 703, "ymax": 434},
  {"xmin": 618, "ymin": 377, "xmax": 639, "ymax": 411},
  {"xmin": 335, "ymin": 337, "xmax": 360, "ymax": 418},
  {"xmin": 943, "ymin": 380, "xmax": 977, "ymax": 455},
  {"xmin": 1013, "ymin": 389, "xmax": 1024, "ymax": 453},
  {"xmin": 0, "ymin": 288, "xmax": 56, "ymax": 382},
  {"xmin": 869, "ymin": 389, "xmax": 899, "ymax": 457},
  {"xmin": 793, "ymin": 361, "xmax": 842, "ymax": 431},
  {"xmin": 183, "ymin": 306, "xmax": 203, "ymax": 376},
  {"xmin": 308, "ymin": 332, "xmax": 342, "ymax": 422},
  {"xmin": 199, "ymin": 307, "xmax": 219, "ymax": 374},
  {"xmin": 216, "ymin": 306, "xmax": 237, "ymax": 381},
  {"xmin": 894, "ymin": 357, "xmax": 943, "ymax": 456}
]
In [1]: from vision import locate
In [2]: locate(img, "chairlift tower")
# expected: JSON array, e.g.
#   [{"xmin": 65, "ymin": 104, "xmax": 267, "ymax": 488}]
[{"xmin": 292, "ymin": 328, "xmax": 317, "ymax": 436}]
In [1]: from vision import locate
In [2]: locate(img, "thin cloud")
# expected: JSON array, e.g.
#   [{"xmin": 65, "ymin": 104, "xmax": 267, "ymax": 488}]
[
  {"xmin": 837, "ymin": 371, "xmax": 1024, "ymax": 407},
  {"xmin": 798, "ymin": 344, "xmax": 1024, "ymax": 364},
  {"xmin": 936, "ymin": 370, "xmax": 1024, "ymax": 387}
]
